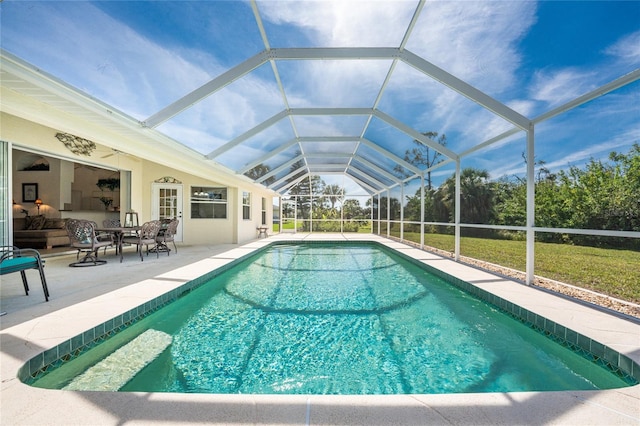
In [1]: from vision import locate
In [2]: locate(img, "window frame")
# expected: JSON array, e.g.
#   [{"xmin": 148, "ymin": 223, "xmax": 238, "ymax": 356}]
[
  {"xmin": 242, "ymin": 191, "xmax": 251, "ymax": 220},
  {"xmin": 190, "ymin": 186, "xmax": 227, "ymax": 219}
]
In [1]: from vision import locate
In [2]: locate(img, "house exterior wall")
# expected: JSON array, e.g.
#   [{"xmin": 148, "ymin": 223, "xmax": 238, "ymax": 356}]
[
  {"xmin": 2, "ymin": 112, "xmax": 274, "ymax": 246},
  {"xmin": 140, "ymin": 160, "xmax": 239, "ymax": 245}
]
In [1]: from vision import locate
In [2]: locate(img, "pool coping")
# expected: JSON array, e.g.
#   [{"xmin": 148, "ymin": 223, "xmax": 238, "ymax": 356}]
[{"xmin": 2, "ymin": 234, "xmax": 639, "ymax": 425}]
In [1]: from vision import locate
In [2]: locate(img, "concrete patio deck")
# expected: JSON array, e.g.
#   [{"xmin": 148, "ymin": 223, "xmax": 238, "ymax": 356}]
[{"xmin": 1, "ymin": 234, "xmax": 639, "ymax": 425}]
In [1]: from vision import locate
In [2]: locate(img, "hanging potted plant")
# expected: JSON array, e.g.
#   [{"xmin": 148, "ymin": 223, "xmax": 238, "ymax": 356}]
[{"xmin": 96, "ymin": 178, "xmax": 120, "ymax": 192}]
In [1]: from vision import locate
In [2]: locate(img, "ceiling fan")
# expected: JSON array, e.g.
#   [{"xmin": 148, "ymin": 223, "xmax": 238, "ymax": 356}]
[{"xmin": 100, "ymin": 148, "xmax": 140, "ymax": 162}]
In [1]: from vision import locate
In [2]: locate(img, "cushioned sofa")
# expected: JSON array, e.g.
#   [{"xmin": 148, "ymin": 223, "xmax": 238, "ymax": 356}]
[{"xmin": 13, "ymin": 216, "xmax": 70, "ymax": 249}]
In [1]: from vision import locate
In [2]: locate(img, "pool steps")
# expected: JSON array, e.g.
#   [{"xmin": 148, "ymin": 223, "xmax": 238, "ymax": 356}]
[{"xmin": 64, "ymin": 329, "xmax": 172, "ymax": 391}]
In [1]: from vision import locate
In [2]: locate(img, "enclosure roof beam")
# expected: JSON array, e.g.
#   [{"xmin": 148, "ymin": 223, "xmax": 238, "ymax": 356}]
[
  {"xmin": 305, "ymin": 153, "xmax": 355, "ymax": 159},
  {"xmin": 270, "ymin": 170, "xmax": 309, "ymax": 192},
  {"xmin": 319, "ymin": 172, "xmax": 377, "ymax": 195},
  {"xmin": 268, "ymin": 47, "xmax": 401, "ymax": 61},
  {"xmin": 207, "ymin": 110, "xmax": 289, "ymax": 159},
  {"xmin": 400, "ymin": 50, "xmax": 531, "ymax": 131},
  {"xmin": 352, "ymin": 156, "xmax": 402, "ymax": 184},
  {"xmin": 238, "ymin": 138, "xmax": 298, "ymax": 175},
  {"xmin": 299, "ymin": 136, "xmax": 362, "ymax": 142},
  {"xmin": 144, "ymin": 51, "xmax": 270, "ymax": 128},
  {"xmin": 533, "ymin": 69, "xmax": 640, "ymax": 124},
  {"xmin": 373, "ymin": 110, "xmax": 458, "ymax": 159},
  {"xmin": 359, "ymin": 138, "xmax": 422, "ymax": 175},
  {"xmin": 348, "ymin": 164, "xmax": 388, "ymax": 190},
  {"xmin": 458, "ymin": 127, "xmax": 524, "ymax": 159},
  {"xmin": 257, "ymin": 154, "xmax": 303, "ymax": 183},
  {"xmin": 290, "ymin": 107, "xmax": 374, "ymax": 116}
]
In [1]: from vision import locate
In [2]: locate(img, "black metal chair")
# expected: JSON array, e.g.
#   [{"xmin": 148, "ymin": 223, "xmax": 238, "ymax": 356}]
[
  {"xmin": 65, "ymin": 219, "xmax": 113, "ymax": 267},
  {"xmin": 0, "ymin": 246, "xmax": 50, "ymax": 302}
]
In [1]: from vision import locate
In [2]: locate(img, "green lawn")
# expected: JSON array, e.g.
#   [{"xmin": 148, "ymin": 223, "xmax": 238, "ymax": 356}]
[
  {"xmin": 274, "ymin": 221, "xmax": 373, "ymax": 233},
  {"xmin": 412, "ymin": 233, "xmax": 639, "ymax": 303}
]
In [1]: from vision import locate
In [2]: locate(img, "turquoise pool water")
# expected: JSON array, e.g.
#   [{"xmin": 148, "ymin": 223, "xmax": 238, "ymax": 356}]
[{"xmin": 32, "ymin": 243, "xmax": 631, "ymax": 394}]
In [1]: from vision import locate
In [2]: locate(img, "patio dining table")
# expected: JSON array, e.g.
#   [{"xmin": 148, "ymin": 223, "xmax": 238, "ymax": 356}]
[{"xmin": 95, "ymin": 226, "xmax": 140, "ymax": 263}]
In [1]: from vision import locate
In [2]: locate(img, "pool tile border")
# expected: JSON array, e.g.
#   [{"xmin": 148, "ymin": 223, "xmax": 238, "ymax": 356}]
[{"xmin": 18, "ymin": 239, "xmax": 640, "ymax": 387}]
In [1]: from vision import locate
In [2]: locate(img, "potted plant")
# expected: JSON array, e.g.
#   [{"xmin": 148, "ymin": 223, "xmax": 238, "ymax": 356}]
[
  {"xmin": 96, "ymin": 178, "xmax": 120, "ymax": 192},
  {"xmin": 99, "ymin": 196, "xmax": 113, "ymax": 210}
]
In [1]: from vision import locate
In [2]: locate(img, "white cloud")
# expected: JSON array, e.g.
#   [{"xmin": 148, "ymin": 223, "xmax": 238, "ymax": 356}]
[
  {"xmin": 406, "ymin": 1, "xmax": 536, "ymax": 94},
  {"xmin": 6, "ymin": 0, "xmax": 635, "ymax": 188},
  {"xmin": 507, "ymin": 100, "xmax": 537, "ymax": 119},
  {"xmin": 529, "ymin": 68, "xmax": 597, "ymax": 107},
  {"xmin": 157, "ymin": 121, "xmax": 226, "ymax": 155},
  {"xmin": 542, "ymin": 135, "xmax": 635, "ymax": 172},
  {"xmin": 257, "ymin": 0, "xmax": 416, "ymax": 47},
  {"xmin": 605, "ymin": 30, "xmax": 640, "ymax": 65},
  {"xmin": 364, "ymin": 2, "xmax": 538, "ymax": 153},
  {"xmin": 280, "ymin": 59, "xmax": 392, "ymax": 108},
  {"xmin": 3, "ymin": 3, "xmax": 223, "ymax": 119}
]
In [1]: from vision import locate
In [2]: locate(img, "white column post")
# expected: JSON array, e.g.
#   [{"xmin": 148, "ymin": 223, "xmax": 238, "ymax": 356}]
[
  {"xmin": 454, "ymin": 159, "xmax": 461, "ymax": 261},
  {"xmin": 279, "ymin": 197, "xmax": 283, "ymax": 233},
  {"xmin": 420, "ymin": 174, "xmax": 425, "ymax": 249},
  {"xmin": 526, "ymin": 124, "xmax": 535, "ymax": 285},
  {"xmin": 370, "ymin": 196, "xmax": 374, "ymax": 234},
  {"xmin": 377, "ymin": 193, "xmax": 381, "ymax": 235},
  {"xmin": 400, "ymin": 184, "xmax": 405, "ymax": 241},
  {"xmin": 386, "ymin": 189, "xmax": 391, "ymax": 237},
  {"xmin": 309, "ymin": 176, "xmax": 313, "ymax": 233}
]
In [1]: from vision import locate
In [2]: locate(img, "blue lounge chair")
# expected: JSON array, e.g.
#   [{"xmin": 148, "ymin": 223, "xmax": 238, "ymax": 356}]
[{"xmin": 0, "ymin": 246, "xmax": 50, "ymax": 302}]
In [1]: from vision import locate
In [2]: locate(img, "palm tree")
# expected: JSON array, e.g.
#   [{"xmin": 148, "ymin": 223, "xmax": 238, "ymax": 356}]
[
  {"xmin": 322, "ymin": 184, "xmax": 343, "ymax": 210},
  {"xmin": 440, "ymin": 168, "xmax": 494, "ymax": 224}
]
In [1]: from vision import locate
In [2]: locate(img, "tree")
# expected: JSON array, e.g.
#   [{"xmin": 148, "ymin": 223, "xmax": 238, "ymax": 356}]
[
  {"xmin": 372, "ymin": 196, "xmax": 402, "ymax": 220},
  {"xmin": 494, "ymin": 144, "xmax": 639, "ymax": 247},
  {"xmin": 394, "ymin": 131, "xmax": 447, "ymax": 189},
  {"xmin": 403, "ymin": 190, "xmax": 422, "ymax": 222},
  {"xmin": 493, "ymin": 177, "xmax": 526, "ymax": 227},
  {"xmin": 439, "ymin": 168, "xmax": 495, "ymax": 225},
  {"xmin": 322, "ymin": 184, "xmax": 343, "ymax": 210},
  {"xmin": 285, "ymin": 156, "xmax": 325, "ymax": 229},
  {"xmin": 343, "ymin": 199, "xmax": 363, "ymax": 219},
  {"xmin": 557, "ymin": 143, "xmax": 640, "ymax": 244},
  {"xmin": 244, "ymin": 163, "xmax": 275, "ymax": 186}
]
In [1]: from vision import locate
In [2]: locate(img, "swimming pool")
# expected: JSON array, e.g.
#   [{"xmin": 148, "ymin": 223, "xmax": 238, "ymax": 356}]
[{"xmin": 25, "ymin": 242, "xmax": 637, "ymax": 394}]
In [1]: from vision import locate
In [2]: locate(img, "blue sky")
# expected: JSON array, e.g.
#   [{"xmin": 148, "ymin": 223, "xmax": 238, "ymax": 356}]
[{"xmin": 1, "ymin": 0, "xmax": 639, "ymax": 197}]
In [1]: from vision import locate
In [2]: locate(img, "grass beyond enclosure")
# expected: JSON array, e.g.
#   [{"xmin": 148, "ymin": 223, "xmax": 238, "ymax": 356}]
[{"xmin": 417, "ymin": 233, "xmax": 639, "ymax": 304}]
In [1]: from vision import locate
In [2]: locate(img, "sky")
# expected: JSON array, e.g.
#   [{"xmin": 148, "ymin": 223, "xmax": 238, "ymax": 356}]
[{"xmin": 1, "ymin": 0, "xmax": 639, "ymax": 198}]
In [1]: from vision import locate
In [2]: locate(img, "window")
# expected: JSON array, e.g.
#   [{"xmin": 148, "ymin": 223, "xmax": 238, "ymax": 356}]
[
  {"xmin": 191, "ymin": 186, "xmax": 227, "ymax": 219},
  {"xmin": 242, "ymin": 191, "xmax": 251, "ymax": 220},
  {"xmin": 261, "ymin": 197, "xmax": 267, "ymax": 225}
]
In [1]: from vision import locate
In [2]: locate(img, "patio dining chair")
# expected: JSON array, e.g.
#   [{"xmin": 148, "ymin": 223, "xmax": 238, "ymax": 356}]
[
  {"xmin": 155, "ymin": 218, "xmax": 179, "ymax": 255},
  {"xmin": 102, "ymin": 219, "xmax": 121, "ymax": 228},
  {"xmin": 121, "ymin": 220, "xmax": 161, "ymax": 261},
  {"xmin": 90, "ymin": 220, "xmax": 116, "ymax": 255},
  {"xmin": 65, "ymin": 219, "xmax": 113, "ymax": 267}
]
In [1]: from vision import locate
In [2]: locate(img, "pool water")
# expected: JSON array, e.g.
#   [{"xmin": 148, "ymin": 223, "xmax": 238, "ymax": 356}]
[{"xmin": 33, "ymin": 243, "xmax": 630, "ymax": 394}]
